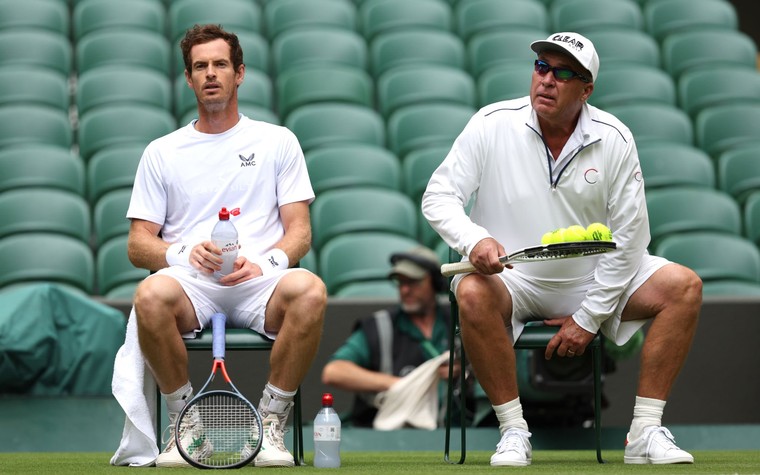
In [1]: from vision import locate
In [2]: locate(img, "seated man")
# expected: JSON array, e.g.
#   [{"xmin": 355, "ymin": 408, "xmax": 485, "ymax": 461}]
[{"xmin": 322, "ymin": 246, "xmax": 470, "ymax": 428}]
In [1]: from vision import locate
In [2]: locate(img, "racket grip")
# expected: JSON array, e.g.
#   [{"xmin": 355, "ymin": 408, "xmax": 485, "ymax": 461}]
[
  {"xmin": 440, "ymin": 261, "xmax": 476, "ymax": 277},
  {"xmin": 211, "ymin": 312, "xmax": 226, "ymax": 359}
]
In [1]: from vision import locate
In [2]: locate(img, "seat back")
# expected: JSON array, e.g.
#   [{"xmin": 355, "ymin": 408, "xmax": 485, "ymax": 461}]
[
  {"xmin": 695, "ymin": 104, "xmax": 760, "ymax": 158},
  {"xmin": 644, "ymin": 0, "xmax": 738, "ymax": 42},
  {"xmin": 0, "ymin": 0, "xmax": 69, "ymax": 35},
  {"xmin": 75, "ymin": 29, "xmax": 171, "ymax": 76},
  {"xmin": 310, "ymin": 188, "xmax": 417, "ymax": 250},
  {"xmin": 678, "ymin": 67, "xmax": 760, "ymax": 118},
  {"xmin": 743, "ymin": 191, "xmax": 760, "ymax": 247},
  {"xmin": 78, "ymin": 66, "xmax": 172, "ymax": 117},
  {"xmin": 0, "ymin": 233, "xmax": 94, "ymax": 293},
  {"xmin": 550, "ymin": 0, "xmax": 643, "ymax": 32},
  {"xmin": 455, "ymin": 0, "xmax": 548, "ymax": 43},
  {"xmin": 97, "ymin": 235, "xmax": 149, "ymax": 296},
  {"xmin": 376, "ymin": 65, "xmax": 475, "ymax": 118},
  {"xmin": 585, "ymin": 29, "xmax": 660, "ymax": 69},
  {"xmin": 86, "ymin": 143, "xmax": 145, "ymax": 204},
  {"xmin": 0, "ymin": 29, "xmax": 71, "ymax": 76},
  {"xmin": 637, "ymin": 142, "xmax": 714, "ymax": 190},
  {"xmin": 717, "ymin": 146, "xmax": 760, "ymax": 205},
  {"xmin": 305, "ymin": 144, "xmax": 401, "ymax": 194},
  {"xmin": 402, "ymin": 145, "xmax": 450, "ymax": 204},
  {"xmin": 0, "ymin": 105, "xmax": 72, "ymax": 149},
  {"xmin": 604, "ymin": 103, "xmax": 692, "ymax": 146},
  {"xmin": 477, "ymin": 63, "xmax": 533, "ymax": 106},
  {"xmin": 466, "ymin": 29, "xmax": 547, "ymax": 79},
  {"xmin": 0, "ymin": 66, "xmax": 69, "ymax": 111},
  {"xmin": 94, "ymin": 189, "xmax": 133, "ymax": 248},
  {"xmin": 589, "ymin": 65, "xmax": 675, "ymax": 109},
  {"xmin": 370, "ymin": 29, "xmax": 465, "ymax": 78},
  {"xmin": 168, "ymin": 0, "xmax": 262, "ymax": 43},
  {"xmin": 654, "ymin": 232, "xmax": 760, "ymax": 284},
  {"xmin": 271, "ymin": 27, "xmax": 368, "ymax": 76},
  {"xmin": 0, "ymin": 188, "xmax": 91, "ymax": 243},
  {"xmin": 386, "ymin": 103, "xmax": 475, "ymax": 158},
  {"xmin": 0, "ymin": 145, "xmax": 85, "ymax": 196},
  {"xmin": 264, "ymin": 0, "xmax": 357, "ymax": 41},
  {"xmin": 73, "ymin": 0, "xmax": 166, "ymax": 40},
  {"xmin": 661, "ymin": 29, "xmax": 757, "ymax": 79},
  {"xmin": 646, "ymin": 187, "xmax": 742, "ymax": 248},
  {"xmin": 284, "ymin": 103, "xmax": 385, "ymax": 152},
  {"xmin": 359, "ymin": 0, "xmax": 452, "ymax": 41}
]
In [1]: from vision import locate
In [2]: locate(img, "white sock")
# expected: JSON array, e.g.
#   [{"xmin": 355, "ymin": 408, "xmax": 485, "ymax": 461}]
[
  {"xmin": 493, "ymin": 397, "xmax": 529, "ymax": 434},
  {"xmin": 629, "ymin": 396, "xmax": 666, "ymax": 440},
  {"xmin": 163, "ymin": 381, "xmax": 193, "ymax": 417},
  {"xmin": 259, "ymin": 382, "xmax": 296, "ymax": 421}
]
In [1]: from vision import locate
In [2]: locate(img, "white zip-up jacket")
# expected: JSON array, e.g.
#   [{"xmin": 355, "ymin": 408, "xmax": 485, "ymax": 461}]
[{"xmin": 422, "ymin": 96, "xmax": 650, "ymax": 334}]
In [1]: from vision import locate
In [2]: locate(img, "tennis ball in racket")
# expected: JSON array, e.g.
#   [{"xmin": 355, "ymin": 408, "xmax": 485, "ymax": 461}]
[
  {"xmin": 586, "ymin": 223, "xmax": 613, "ymax": 241},
  {"xmin": 562, "ymin": 225, "xmax": 588, "ymax": 242},
  {"xmin": 542, "ymin": 229, "xmax": 563, "ymax": 244}
]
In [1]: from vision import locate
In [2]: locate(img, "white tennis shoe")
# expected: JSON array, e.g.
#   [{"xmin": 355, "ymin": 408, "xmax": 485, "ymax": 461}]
[
  {"xmin": 156, "ymin": 409, "xmax": 213, "ymax": 468},
  {"xmin": 624, "ymin": 426, "xmax": 694, "ymax": 464},
  {"xmin": 490, "ymin": 428, "xmax": 532, "ymax": 467},
  {"xmin": 253, "ymin": 414, "xmax": 295, "ymax": 467}
]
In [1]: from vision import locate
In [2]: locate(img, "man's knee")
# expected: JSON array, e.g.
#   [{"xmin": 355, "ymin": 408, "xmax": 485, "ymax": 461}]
[
  {"xmin": 455, "ymin": 274, "xmax": 509, "ymax": 323},
  {"xmin": 133, "ymin": 276, "xmax": 185, "ymax": 328},
  {"xmin": 279, "ymin": 271, "xmax": 327, "ymax": 323},
  {"xmin": 668, "ymin": 264, "xmax": 703, "ymax": 308}
]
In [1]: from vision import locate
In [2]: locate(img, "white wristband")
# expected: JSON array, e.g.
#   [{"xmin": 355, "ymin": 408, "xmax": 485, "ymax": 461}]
[
  {"xmin": 166, "ymin": 242, "xmax": 192, "ymax": 268},
  {"xmin": 254, "ymin": 248, "xmax": 289, "ymax": 275}
]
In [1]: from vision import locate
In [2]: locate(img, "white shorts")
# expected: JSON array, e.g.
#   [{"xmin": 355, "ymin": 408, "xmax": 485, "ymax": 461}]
[
  {"xmin": 452, "ymin": 254, "xmax": 671, "ymax": 346},
  {"xmin": 148, "ymin": 266, "xmax": 311, "ymax": 340}
]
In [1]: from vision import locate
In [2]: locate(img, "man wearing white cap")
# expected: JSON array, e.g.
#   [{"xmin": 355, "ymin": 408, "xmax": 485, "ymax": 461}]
[{"xmin": 423, "ymin": 32, "xmax": 700, "ymax": 466}]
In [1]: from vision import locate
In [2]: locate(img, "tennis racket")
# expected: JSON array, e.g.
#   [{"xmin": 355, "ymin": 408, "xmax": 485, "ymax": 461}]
[
  {"xmin": 176, "ymin": 312, "xmax": 263, "ymax": 469},
  {"xmin": 441, "ymin": 241, "xmax": 617, "ymax": 277}
]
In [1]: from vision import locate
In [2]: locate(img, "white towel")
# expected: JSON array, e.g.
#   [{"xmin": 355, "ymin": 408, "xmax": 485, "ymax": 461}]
[
  {"xmin": 110, "ymin": 310, "xmax": 159, "ymax": 467},
  {"xmin": 373, "ymin": 352, "xmax": 450, "ymax": 431}
]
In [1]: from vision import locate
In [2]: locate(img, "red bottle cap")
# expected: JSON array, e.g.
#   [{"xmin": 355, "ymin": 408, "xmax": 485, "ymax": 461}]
[
  {"xmin": 322, "ymin": 393, "xmax": 334, "ymax": 407},
  {"xmin": 218, "ymin": 207, "xmax": 241, "ymax": 220}
]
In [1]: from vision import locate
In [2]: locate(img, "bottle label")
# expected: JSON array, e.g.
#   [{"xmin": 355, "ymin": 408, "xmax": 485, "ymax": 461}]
[{"xmin": 313, "ymin": 425, "xmax": 340, "ymax": 441}]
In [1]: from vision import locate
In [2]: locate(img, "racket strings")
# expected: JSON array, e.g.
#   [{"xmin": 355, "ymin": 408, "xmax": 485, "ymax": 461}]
[{"xmin": 177, "ymin": 393, "xmax": 261, "ymax": 468}]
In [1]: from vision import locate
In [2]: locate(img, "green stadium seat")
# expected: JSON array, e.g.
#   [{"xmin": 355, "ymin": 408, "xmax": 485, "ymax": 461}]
[
  {"xmin": 550, "ymin": 0, "xmax": 643, "ymax": 32},
  {"xmin": 0, "ymin": 145, "xmax": 85, "ymax": 196},
  {"xmin": 661, "ymin": 29, "xmax": 757, "ymax": 79},
  {"xmin": 370, "ymin": 29, "xmax": 465, "ymax": 78},
  {"xmin": 604, "ymin": 103, "xmax": 692, "ymax": 146},
  {"xmin": 466, "ymin": 30, "xmax": 547, "ymax": 79},
  {"xmin": 174, "ymin": 30, "xmax": 271, "ymax": 77},
  {"xmin": 654, "ymin": 231, "xmax": 760, "ymax": 284},
  {"xmin": 334, "ymin": 280, "xmax": 398, "ymax": 298},
  {"xmin": 637, "ymin": 142, "xmax": 715, "ymax": 190},
  {"xmin": 477, "ymin": 63, "xmax": 533, "ymax": 106},
  {"xmin": 271, "ymin": 27, "xmax": 368, "ymax": 76},
  {"xmin": 702, "ymin": 280, "xmax": 760, "ymax": 297},
  {"xmin": 386, "ymin": 103, "xmax": 475, "ymax": 159},
  {"xmin": 743, "ymin": 191, "xmax": 760, "ymax": 247},
  {"xmin": 97, "ymin": 235, "xmax": 149, "ymax": 296},
  {"xmin": 310, "ymin": 188, "xmax": 417, "ymax": 250},
  {"xmin": 0, "ymin": 105, "xmax": 72, "ymax": 149},
  {"xmin": 677, "ymin": 67, "xmax": 760, "ymax": 118},
  {"xmin": 644, "ymin": 0, "xmax": 738, "ymax": 42},
  {"xmin": 402, "ymin": 145, "xmax": 450, "ymax": 204},
  {"xmin": 75, "ymin": 29, "xmax": 171, "ymax": 76},
  {"xmin": 73, "ymin": 0, "xmax": 166, "ymax": 41},
  {"xmin": 0, "ymin": 30, "xmax": 72, "ymax": 76},
  {"xmin": 694, "ymin": 104, "xmax": 760, "ymax": 158},
  {"xmin": 77, "ymin": 66, "xmax": 172, "ymax": 117},
  {"xmin": 0, "ymin": 189, "xmax": 91, "ymax": 243},
  {"xmin": 455, "ymin": 0, "xmax": 548, "ymax": 43},
  {"xmin": 276, "ymin": 65, "xmax": 373, "ymax": 121},
  {"xmin": 589, "ymin": 65, "xmax": 675, "ymax": 109},
  {"xmin": 417, "ymin": 207, "xmax": 442, "ymax": 248},
  {"xmin": 359, "ymin": 0, "xmax": 452, "ymax": 41},
  {"xmin": 584, "ymin": 29, "xmax": 660, "ymax": 69},
  {"xmin": 299, "ymin": 248, "xmax": 318, "ymax": 275},
  {"xmin": 168, "ymin": 0, "xmax": 262, "ymax": 43},
  {"xmin": 305, "ymin": 144, "xmax": 401, "ymax": 194},
  {"xmin": 175, "ymin": 68, "xmax": 273, "ymax": 120},
  {"xmin": 94, "ymin": 189, "xmax": 133, "ymax": 248},
  {"xmin": 376, "ymin": 65, "xmax": 476, "ymax": 118},
  {"xmin": 646, "ymin": 187, "xmax": 741, "ymax": 250},
  {"xmin": 0, "ymin": 0, "xmax": 69, "ymax": 36},
  {"xmin": 0, "ymin": 66, "xmax": 69, "ymax": 111},
  {"xmin": 78, "ymin": 105, "xmax": 176, "ymax": 161},
  {"xmin": 717, "ymin": 146, "xmax": 760, "ymax": 206},
  {"xmin": 318, "ymin": 231, "xmax": 420, "ymax": 294},
  {"xmin": 264, "ymin": 0, "xmax": 357, "ymax": 40},
  {"xmin": 284, "ymin": 103, "xmax": 385, "ymax": 152},
  {"xmin": 86, "ymin": 143, "xmax": 144, "ymax": 204},
  {"xmin": 0, "ymin": 233, "xmax": 95, "ymax": 293}
]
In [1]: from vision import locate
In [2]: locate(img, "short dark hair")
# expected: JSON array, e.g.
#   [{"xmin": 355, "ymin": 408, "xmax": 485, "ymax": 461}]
[{"xmin": 180, "ymin": 24, "xmax": 244, "ymax": 74}]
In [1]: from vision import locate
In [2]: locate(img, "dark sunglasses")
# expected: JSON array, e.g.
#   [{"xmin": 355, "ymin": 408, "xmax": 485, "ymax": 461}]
[{"xmin": 534, "ymin": 59, "xmax": 591, "ymax": 83}]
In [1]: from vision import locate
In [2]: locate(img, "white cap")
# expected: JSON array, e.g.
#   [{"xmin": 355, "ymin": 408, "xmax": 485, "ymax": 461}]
[{"xmin": 530, "ymin": 32, "xmax": 599, "ymax": 82}]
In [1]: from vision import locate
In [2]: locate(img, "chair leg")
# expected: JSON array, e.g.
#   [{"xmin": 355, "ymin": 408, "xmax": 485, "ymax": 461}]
[
  {"xmin": 444, "ymin": 297, "xmax": 466, "ymax": 464},
  {"xmin": 592, "ymin": 340, "xmax": 605, "ymax": 464},
  {"xmin": 293, "ymin": 387, "xmax": 304, "ymax": 466}
]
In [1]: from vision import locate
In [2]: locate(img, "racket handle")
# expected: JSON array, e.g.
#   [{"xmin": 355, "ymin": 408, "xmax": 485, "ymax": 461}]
[
  {"xmin": 440, "ymin": 261, "xmax": 476, "ymax": 277},
  {"xmin": 211, "ymin": 312, "xmax": 227, "ymax": 359}
]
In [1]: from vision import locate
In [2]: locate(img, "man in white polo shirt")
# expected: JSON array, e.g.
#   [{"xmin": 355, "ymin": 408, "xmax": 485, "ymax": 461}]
[{"xmin": 423, "ymin": 32, "xmax": 700, "ymax": 466}]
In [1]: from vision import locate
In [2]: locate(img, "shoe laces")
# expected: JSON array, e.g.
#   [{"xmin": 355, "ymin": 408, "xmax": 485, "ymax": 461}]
[
  {"xmin": 645, "ymin": 426, "xmax": 678, "ymax": 453},
  {"xmin": 160, "ymin": 413, "xmax": 179, "ymax": 451},
  {"xmin": 263, "ymin": 418, "xmax": 288, "ymax": 451},
  {"xmin": 496, "ymin": 428, "xmax": 531, "ymax": 455}
]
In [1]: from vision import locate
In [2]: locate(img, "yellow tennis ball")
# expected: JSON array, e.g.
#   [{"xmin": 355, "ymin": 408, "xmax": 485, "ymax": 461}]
[
  {"xmin": 541, "ymin": 231, "xmax": 554, "ymax": 245},
  {"xmin": 563, "ymin": 225, "xmax": 588, "ymax": 242},
  {"xmin": 586, "ymin": 222, "xmax": 613, "ymax": 241}
]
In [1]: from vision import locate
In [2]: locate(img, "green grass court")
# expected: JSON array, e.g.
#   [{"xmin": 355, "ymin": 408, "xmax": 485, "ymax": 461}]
[{"xmin": 2, "ymin": 451, "xmax": 760, "ymax": 474}]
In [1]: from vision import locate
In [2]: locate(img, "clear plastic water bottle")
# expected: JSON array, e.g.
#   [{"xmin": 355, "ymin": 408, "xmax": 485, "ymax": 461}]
[
  {"xmin": 313, "ymin": 393, "xmax": 341, "ymax": 468},
  {"xmin": 210, "ymin": 207, "xmax": 239, "ymax": 279}
]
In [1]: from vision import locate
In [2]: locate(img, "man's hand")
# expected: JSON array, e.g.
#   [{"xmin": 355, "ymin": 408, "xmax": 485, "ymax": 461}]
[
  {"xmin": 219, "ymin": 257, "xmax": 262, "ymax": 286},
  {"xmin": 190, "ymin": 240, "xmax": 222, "ymax": 275},
  {"xmin": 468, "ymin": 238, "xmax": 511, "ymax": 274},
  {"xmin": 544, "ymin": 316, "xmax": 596, "ymax": 360}
]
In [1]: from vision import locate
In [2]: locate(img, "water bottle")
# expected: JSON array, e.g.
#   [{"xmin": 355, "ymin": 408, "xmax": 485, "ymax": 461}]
[
  {"xmin": 313, "ymin": 393, "xmax": 341, "ymax": 468},
  {"xmin": 210, "ymin": 207, "xmax": 239, "ymax": 279}
]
